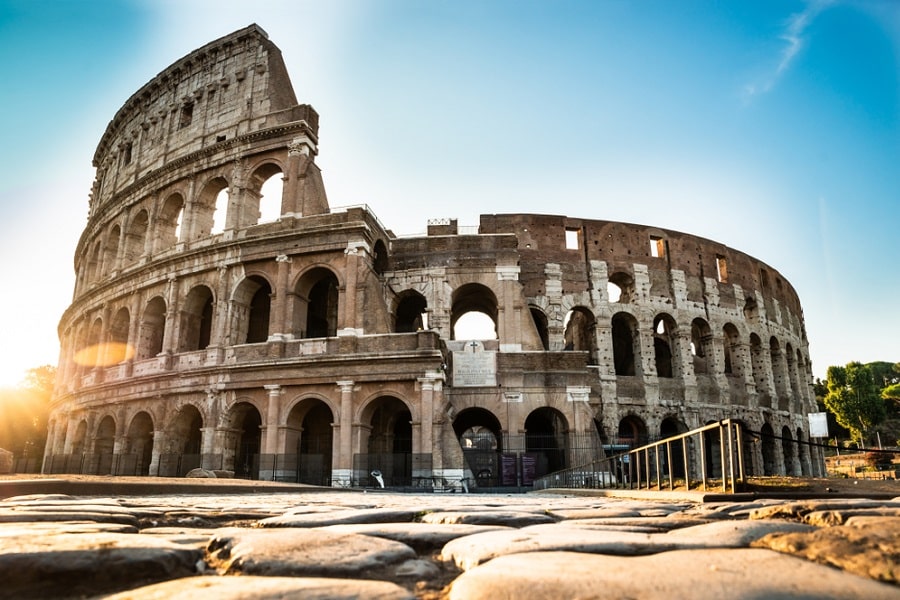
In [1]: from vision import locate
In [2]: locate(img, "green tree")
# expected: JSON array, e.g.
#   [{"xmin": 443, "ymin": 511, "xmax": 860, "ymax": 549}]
[
  {"xmin": 823, "ymin": 362, "xmax": 886, "ymax": 445},
  {"xmin": 0, "ymin": 365, "xmax": 55, "ymax": 458}
]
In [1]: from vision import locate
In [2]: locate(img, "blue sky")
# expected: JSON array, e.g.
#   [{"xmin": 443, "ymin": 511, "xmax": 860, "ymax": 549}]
[{"xmin": 0, "ymin": 0, "xmax": 897, "ymax": 386}]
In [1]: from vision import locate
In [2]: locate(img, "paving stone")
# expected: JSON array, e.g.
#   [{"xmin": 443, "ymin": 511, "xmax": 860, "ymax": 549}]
[
  {"xmin": 0, "ymin": 521, "xmax": 138, "ymax": 536},
  {"xmin": 257, "ymin": 507, "xmax": 420, "ymax": 527},
  {"xmin": 101, "ymin": 575, "xmax": 414, "ymax": 599},
  {"xmin": 207, "ymin": 527, "xmax": 417, "ymax": 579},
  {"xmin": 546, "ymin": 515, "xmax": 713, "ymax": 532},
  {"xmin": 750, "ymin": 499, "xmax": 894, "ymax": 521},
  {"xmin": 752, "ymin": 517, "xmax": 900, "ymax": 584},
  {"xmin": 0, "ymin": 531, "xmax": 201, "ymax": 598},
  {"xmin": 0, "ymin": 508, "xmax": 140, "ymax": 526},
  {"xmin": 320, "ymin": 522, "xmax": 511, "ymax": 553},
  {"xmin": 664, "ymin": 519, "xmax": 817, "ymax": 546},
  {"xmin": 420, "ymin": 509, "xmax": 556, "ymax": 527},
  {"xmin": 446, "ymin": 549, "xmax": 900, "ymax": 600},
  {"xmin": 440, "ymin": 524, "xmax": 699, "ymax": 570},
  {"xmin": 804, "ymin": 507, "xmax": 900, "ymax": 526}
]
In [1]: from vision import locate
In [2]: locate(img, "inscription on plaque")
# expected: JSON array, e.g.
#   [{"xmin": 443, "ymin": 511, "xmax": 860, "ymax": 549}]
[{"xmin": 452, "ymin": 340, "xmax": 497, "ymax": 387}]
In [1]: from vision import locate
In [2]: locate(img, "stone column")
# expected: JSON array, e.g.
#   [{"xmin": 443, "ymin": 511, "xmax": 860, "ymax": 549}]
[
  {"xmin": 496, "ymin": 265, "xmax": 522, "ymax": 351},
  {"xmin": 271, "ymin": 255, "xmax": 292, "ymax": 339},
  {"xmin": 161, "ymin": 275, "xmax": 180, "ymax": 358},
  {"xmin": 339, "ymin": 241, "xmax": 366, "ymax": 335},
  {"xmin": 417, "ymin": 372, "xmax": 442, "ymax": 478},
  {"xmin": 334, "ymin": 381, "xmax": 356, "ymax": 486}
]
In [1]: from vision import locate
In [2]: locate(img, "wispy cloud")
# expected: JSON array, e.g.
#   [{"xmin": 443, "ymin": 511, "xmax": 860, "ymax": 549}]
[{"xmin": 743, "ymin": 0, "xmax": 835, "ymax": 100}]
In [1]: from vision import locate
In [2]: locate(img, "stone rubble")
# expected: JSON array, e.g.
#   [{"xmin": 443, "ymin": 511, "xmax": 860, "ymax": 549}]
[{"xmin": 0, "ymin": 485, "xmax": 897, "ymax": 599}]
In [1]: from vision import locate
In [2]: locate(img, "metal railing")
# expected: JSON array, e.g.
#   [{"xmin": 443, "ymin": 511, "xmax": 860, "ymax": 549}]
[{"xmin": 533, "ymin": 419, "xmax": 746, "ymax": 493}]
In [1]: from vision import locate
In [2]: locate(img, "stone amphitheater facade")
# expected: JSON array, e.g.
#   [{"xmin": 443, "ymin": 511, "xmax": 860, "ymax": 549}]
[{"xmin": 43, "ymin": 25, "xmax": 824, "ymax": 487}]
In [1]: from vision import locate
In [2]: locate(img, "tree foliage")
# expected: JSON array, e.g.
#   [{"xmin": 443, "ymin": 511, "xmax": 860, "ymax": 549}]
[
  {"xmin": 0, "ymin": 365, "xmax": 55, "ymax": 457},
  {"xmin": 823, "ymin": 362, "xmax": 886, "ymax": 444}
]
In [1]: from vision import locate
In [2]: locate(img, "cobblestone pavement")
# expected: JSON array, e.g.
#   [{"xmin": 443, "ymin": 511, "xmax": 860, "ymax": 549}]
[{"xmin": 0, "ymin": 479, "xmax": 898, "ymax": 599}]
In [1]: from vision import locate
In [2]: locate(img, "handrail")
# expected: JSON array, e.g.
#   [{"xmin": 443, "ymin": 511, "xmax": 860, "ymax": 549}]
[{"xmin": 533, "ymin": 419, "xmax": 746, "ymax": 493}]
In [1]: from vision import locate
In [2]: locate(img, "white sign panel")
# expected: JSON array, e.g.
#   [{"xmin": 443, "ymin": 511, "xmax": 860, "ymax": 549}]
[
  {"xmin": 452, "ymin": 341, "xmax": 497, "ymax": 387},
  {"xmin": 808, "ymin": 412, "xmax": 829, "ymax": 438}
]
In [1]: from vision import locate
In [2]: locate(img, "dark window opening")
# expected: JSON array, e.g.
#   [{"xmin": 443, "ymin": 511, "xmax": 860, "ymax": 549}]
[{"xmin": 180, "ymin": 103, "xmax": 194, "ymax": 129}]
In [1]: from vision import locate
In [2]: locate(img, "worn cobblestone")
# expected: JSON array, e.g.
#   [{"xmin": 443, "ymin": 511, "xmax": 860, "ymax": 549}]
[{"xmin": 0, "ymin": 481, "xmax": 897, "ymax": 599}]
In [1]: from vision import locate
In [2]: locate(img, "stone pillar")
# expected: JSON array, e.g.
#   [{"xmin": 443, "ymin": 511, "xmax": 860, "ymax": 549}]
[
  {"xmin": 209, "ymin": 265, "xmax": 234, "ymax": 347},
  {"xmin": 271, "ymin": 255, "xmax": 292, "ymax": 339},
  {"xmin": 334, "ymin": 381, "xmax": 356, "ymax": 486},
  {"xmin": 417, "ymin": 372, "xmax": 442, "ymax": 478},
  {"xmin": 339, "ymin": 241, "xmax": 366, "ymax": 335},
  {"xmin": 263, "ymin": 385, "xmax": 283, "ymax": 455},
  {"xmin": 200, "ymin": 426, "xmax": 218, "ymax": 470},
  {"xmin": 148, "ymin": 429, "xmax": 164, "ymax": 476},
  {"xmin": 496, "ymin": 265, "xmax": 522, "ymax": 351},
  {"xmin": 161, "ymin": 276, "xmax": 180, "ymax": 357},
  {"xmin": 544, "ymin": 263, "xmax": 564, "ymax": 351}
]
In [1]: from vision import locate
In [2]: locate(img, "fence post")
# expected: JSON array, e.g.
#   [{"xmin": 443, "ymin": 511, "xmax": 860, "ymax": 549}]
[
  {"xmin": 699, "ymin": 430, "xmax": 707, "ymax": 491},
  {"xmin": 719, "ymin": 423, "xmax": 727, "ymax": 492},
  {"xmin": 726, "ymin": 420, "xmax": 736, "ymax": 492}
]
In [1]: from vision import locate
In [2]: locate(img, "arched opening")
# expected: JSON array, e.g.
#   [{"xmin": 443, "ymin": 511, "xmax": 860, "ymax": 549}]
[
  {"xmin": 158, "ymin": 193, "xmax": 185, "ymax": 248},
  {"xmin": 743, "ymin": 297, "xmax": 759, "ymax": 323},
  {"xmin": 749, "ymin": 333, "xmax": 770, "ymax": 407},
  {"xmin": 87, "ymin": 241, "xmax": 103, "ymax": 283},
  {"xmin": 524, "ymin": 407, "xmax": 568, "ymax": 478},
  {"xmin": 106, "ymin": 307, "xmax": 131, "ymax": 364},
  {"xmin": 451, "ymin": 283, "xmax": 498, "ymax": 341},
  {"xmin": 617, "ymin": 415, "xmax": 648, "ymax": 448},
  {"xmin": 453, "ymin": 408, "xmax": 503, "ymax": 488},
  {"xmin": 104, "ymin": 225, "xmax": 120, "ymax": 275},
  {"xmin": 124, "ymin": 210, "xmax": 148, "ymax": 265},
  {"xmin": 530, "ymin": 307, "xmax": 550, "ymax": 351},
  {"xmin": 660, "ymin": 417, "xmax": 688, "ymax": 479},
  {"xmin": 786, "ymin": 343, "xmax": 800, "ymax": 411},
  {"xmin": 93, "ymin": 416, "xmax": 116, "ymax": 475},
  {"xmin": 285, "ymin": 399, "xmax": 334, "ymax": 485},
  {"xmin": 372, "ymin": 239, "xmax": 389, "ymax": 275},
  {"xmin": 136, "ymin": 296, "xmax": 167, "ymax": 359},
  {"xmin": 607, "ymin": 271, "xmax": 635, "ymax": 303},
  {"xmin": 212, "ymin": 189, "xmax": 229, "ymax": 234},
  {"xmin": 690, "ymin": 318, "xmax": 713, "ymax": 375},
  {"xmin": 652, "ymin": 313, "xmax": 677, "ymax": 378},
  {"xmin": 233, "ymin": 276, "xmax": 272, "ymax": 344},
  {"xmin": 723, "ymin": 323, "xmax": 741, "ymax": 377},
  {"xmin": 124, "ymin": 412, "xmax": 154, "ymax": 476},
  {"xmin": 166, "ymin": 405, "xmax": 203, "ymax": 476},
  {"xmin": 295, "ymin": 268, "xmax": 339, "ymax": 339},
  {"xmin": 231, "ymin": 402, "xmax": 262, "ymax": 479},
  {"xmin": 77, "ymin": 318, "xmax": 104, "ymax": 372},
  {"xmin": 770, "ymin": 337, "xmax": 789, "ymax": 409},
  {"xmin": 781, "ymin": 425, "xmax": 796, "ymax": 476},
  {"xmin": 257, "ymin": 168, "xmax": 284, "ymax": 224},
  {"xmin": 68, "ymin": 420, "xmax": 88, "ymax": 473},
  {"xmin": 760, "ymin": 422, "xmax": 777, "ymax": 476},
  {"xmin": 611, "ymin": 312, "xmax": 640, "ymax": 376},
  {"xmin": 395, "ymin": 290, "xmax": 428, "ymax": 333},
  {"xmin": 362, "ymin": 396, "xmax": 412, "ymax": 487},
  {"xmin": 563, "ymin": 307, "xmax": 597, "ymax": 364},
  {"xmin": 179, "ymin": 286, "xmax": 215, "ymax": 351},
  {"xmin": 195, "ymin": 177, "xmax": 229, "ymax": 238}
]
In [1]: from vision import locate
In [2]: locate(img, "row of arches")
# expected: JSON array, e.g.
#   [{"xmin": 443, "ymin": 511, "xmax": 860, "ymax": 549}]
[
  {"xmin": 615, "ymin": 414, "xmax": 814, "ymax": 477},
  {"xmin": 82, "ymin": 162, "xmax": 285, "ymax": 289},
  {"xmin": 549, "ymin": 306, "xmax": 810, "ymax": 407},
  {"xmin": 69, "ymin": 268, "xmax": 340, "ymax": 373}
]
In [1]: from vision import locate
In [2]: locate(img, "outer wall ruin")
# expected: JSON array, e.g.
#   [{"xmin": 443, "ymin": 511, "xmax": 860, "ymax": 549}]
[{"xmin": 44, "ymin": 25, "xmax": 825, "ymax": 488}]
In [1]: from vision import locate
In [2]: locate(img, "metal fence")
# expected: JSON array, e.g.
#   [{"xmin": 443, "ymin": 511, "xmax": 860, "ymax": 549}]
[{"xmin": 533, "ymin": 420, "xmax": 747, "ymax": 493}]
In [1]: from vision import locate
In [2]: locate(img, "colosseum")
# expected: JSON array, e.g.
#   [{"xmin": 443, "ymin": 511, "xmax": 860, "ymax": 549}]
[{"xmin": 43, "ymin": 24, "xmax": 825, "ymax": 489}]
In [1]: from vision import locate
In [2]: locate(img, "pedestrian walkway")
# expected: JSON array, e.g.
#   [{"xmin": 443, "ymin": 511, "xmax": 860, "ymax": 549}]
[{"xmin": 0, "ymin": 477, "xmax": 897, "ymax": 599}]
